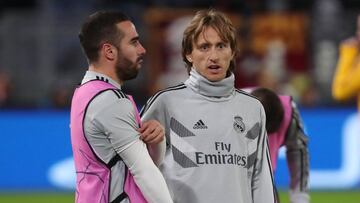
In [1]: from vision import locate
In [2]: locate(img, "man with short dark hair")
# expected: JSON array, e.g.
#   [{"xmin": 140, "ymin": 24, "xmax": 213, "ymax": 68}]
[{"xmin": 70, "ymin": 11, "xmax": 173, "ymax": 203}]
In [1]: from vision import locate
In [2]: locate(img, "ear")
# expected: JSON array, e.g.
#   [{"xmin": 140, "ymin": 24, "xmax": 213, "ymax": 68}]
[
  {"xmin": 102, "ymin": 43, "xmax": 116, "ymax": 61},
  {"xmin": 186, "ymin": 54, "xmax": 193, "ymax": 63},
  {"xmin": 231, "ymin": 50, "xmax": 236, "ymax": 59}
]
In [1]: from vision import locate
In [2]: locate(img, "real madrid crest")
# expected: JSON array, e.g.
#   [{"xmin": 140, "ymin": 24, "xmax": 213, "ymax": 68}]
[{"xmin": 233, "ymin": 116, "xmax": 245, "ymax": 133}]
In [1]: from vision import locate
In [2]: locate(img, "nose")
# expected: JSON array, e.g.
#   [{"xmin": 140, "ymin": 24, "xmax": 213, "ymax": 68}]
[
  {"xmin": 138, "ymin": 43, "xmax": 146, "ymax": 55},
  {"xmin": 208, "ymin": 48, "xmax": 219, "ymax": 62}
]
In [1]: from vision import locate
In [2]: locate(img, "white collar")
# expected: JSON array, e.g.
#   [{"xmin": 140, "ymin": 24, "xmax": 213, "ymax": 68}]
[{"xmin": 81, "ymin": 71, "xmax": 121, "ymax": 89}]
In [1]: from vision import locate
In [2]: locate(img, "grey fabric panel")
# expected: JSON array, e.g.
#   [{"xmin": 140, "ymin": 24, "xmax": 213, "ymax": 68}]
[
  {"xmin": 170, "ymin": 117, "xmax": 196, "ymax": 137},
  {"xmin": 247, "ymin": 151, "xmax": 257, "ymax": 169},
  {"xmin": 172, "ymin": 145, "xmax": 198, "ymax": 168},
  {"xmin": 246, "ymin": 122, "xmax": 260, "ymax": 139}
]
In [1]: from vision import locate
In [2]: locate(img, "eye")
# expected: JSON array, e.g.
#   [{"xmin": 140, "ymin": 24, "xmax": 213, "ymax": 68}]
[
  {"xmin": 130, "ymin": 37, "xmax": 141, "ymax": 46},
  {"xmin": 131, "ymin": 40, "xmax": 139, "ymax": 46},
  {"xmin": 199, "ymin": 44, "xmax": 209, "ymax": 51},
  {"xmin": 217, "ymin": 43, "xmax": 227, "ymax": 49}
]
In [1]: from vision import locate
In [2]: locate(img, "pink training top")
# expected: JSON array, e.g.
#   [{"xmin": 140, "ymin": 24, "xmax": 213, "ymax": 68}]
[
  {"xmin": 267, "ymin": 95, "xmax": 292, "ymax": 172},
  {"xmin": 70, "ymin": 80, "xmax": 147, "ymax": 203}
]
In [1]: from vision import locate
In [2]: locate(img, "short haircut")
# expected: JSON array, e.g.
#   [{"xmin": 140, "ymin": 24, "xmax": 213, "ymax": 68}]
[
  {"xmin": 251, "ymin": 87, "xmax": 284, "ymax": 133},
  {"xmin": 79, "ymin": 11, "xmax": 130, "ymax": 63},
  {"xmin": 182, "ymin": 9, "xmax": 238, "ymax": 74}
]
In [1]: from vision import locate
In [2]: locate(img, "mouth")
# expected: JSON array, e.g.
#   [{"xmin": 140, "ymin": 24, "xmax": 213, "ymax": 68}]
[
  {"xmin": 208, "ymin": 65, "xmax": 221, "ymax": 71},
  {"xmin": 137, "ymin": 57, "xmax": 144, "ymax": 64}
]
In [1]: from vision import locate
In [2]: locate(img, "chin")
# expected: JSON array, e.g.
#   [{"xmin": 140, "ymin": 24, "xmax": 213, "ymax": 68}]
[{"xmin": 207, "ymin": 76, "xmax": 223, "ymax": 82}]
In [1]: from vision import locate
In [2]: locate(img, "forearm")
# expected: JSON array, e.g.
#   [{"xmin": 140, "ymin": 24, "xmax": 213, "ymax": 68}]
[
  {"xmin": 285, "ymin": 105, "xmax": 310, "ymax": 203},
  {"xmin": 147, "ymin": 139, "xmax": 166, "ymax": 166},
  {"xmin": 286, "ymin": 145, "xmax": 309, "ymax": 192},
  {"xmin": 120, "ymin": 140, "xmax": 173, "ymax": 203},
  {"xmin": 287, "ymin": 147, "xmax": 309, "ymax": 203},
  {"xmin": 141, "ymin": 100, "xmax": 168, "ymax": 166}
]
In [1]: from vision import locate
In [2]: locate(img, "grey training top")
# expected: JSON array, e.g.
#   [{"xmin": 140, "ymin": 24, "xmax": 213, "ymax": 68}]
[
  {"xmin": 141, "ymin": 69, "xmax": 276, "ymax": 203},
  {"xmin": 81, "ymin": 71, "xmax": 173, "ymax": 203}
]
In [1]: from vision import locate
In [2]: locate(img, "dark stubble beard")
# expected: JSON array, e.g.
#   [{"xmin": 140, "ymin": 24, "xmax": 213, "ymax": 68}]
[{"xmin": 115, "ymin": 53, "xmax": 141, "ymax": 82}]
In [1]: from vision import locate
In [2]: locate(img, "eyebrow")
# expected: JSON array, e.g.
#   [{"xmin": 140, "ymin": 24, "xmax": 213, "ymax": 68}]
[
  {"xmin": 130, "ymin": 36, "xmax": 140, "ymax": 42},
  {"xmin": 196, "ymin": 41, "xmax": 210, "ymax": 47}
]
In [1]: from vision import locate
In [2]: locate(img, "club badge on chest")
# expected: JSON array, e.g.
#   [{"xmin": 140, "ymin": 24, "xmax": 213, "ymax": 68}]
[{"xmin": 233, "ymin": 116, "xmax": 245, "ymax": 133}]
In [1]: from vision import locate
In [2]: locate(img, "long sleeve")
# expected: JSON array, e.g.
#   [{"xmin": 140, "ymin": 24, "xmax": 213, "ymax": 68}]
[
  {"xmin": 252, "ymin": 106, "xmax": 276, "ymax": 203},
  {"xmin": 147, "ymin": 140, "xmax": 167, "ymax": 166},
  {"xmin": 285, "ymin": 101, "xmax": 310, "ymax": 203},
  {"xmin": 332, "ymin": 43, "xmax": 360, "ymax": 101},
  {"xmin": 141, "ymin": 94, "xmax": 170, "ymax": 166},
  {"xmin": 120, "ymin": 140, "xmax": 173, "ymax": 203}
]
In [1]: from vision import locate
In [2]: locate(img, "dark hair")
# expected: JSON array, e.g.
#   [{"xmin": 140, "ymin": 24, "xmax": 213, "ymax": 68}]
[
  {"xmin": 251, "ymin": 87, "xmax": 284, "ymax": 133},
  {"xmin": 79, "ymin": 11, "xmax": 130, "ymax": 63},
  {"xmin": 182, "ymin": 9, "xmax": 238, "ymax": 74}
]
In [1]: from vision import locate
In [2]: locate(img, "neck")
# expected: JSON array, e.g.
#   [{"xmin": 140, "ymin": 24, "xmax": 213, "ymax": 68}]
[
  {"xmin": 184, "ymin": 68, "xmax": 234, "ymax": 98},
  {"xmin": 89, "ymin": 63, "xmax": 123, "ymax": 85}
]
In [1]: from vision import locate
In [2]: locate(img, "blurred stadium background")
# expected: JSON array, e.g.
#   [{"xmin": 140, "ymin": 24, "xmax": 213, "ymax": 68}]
[{"xmin": 0, "ymin": 0, "xmax": 360, "ymax": 202}]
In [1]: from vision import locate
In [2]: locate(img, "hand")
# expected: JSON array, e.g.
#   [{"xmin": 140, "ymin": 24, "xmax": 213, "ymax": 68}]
[{"xmin": 138, "ymin": 120, "xmax": 165, "ymax": 144}]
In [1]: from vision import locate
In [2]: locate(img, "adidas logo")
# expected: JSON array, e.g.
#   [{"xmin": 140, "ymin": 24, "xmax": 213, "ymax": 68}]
[{"xmin": 193, "ymin": 119, "xmax": 208, "ymax": 129}]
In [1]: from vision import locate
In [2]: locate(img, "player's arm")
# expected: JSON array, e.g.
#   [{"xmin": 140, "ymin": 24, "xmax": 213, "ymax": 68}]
[
  {"xmin": 93, "ymin": 96, "xmax": 172, "ymax": 203},
  {"xmin": 140, "ymin": 94, "xmax": 168, "ymax": 166},
  {"xmin": 284, "ymin": 100, "xmax": 310, "ymax": 203},
  {"xmin": 120, "ymin": 139, "xmax": 172, "ymax": 203},
  {"xmin": 252, "ymin": 105, "xmax": 276, "ymax": 203},
  {"xmin": 332, "ymin": 41, "xmax": 360, "ymax": 101},
  {"xmin": 138, "ymin": 119, "xmax": 166, "ymax": 166}
]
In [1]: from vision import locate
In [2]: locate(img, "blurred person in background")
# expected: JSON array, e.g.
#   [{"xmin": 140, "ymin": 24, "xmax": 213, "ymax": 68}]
[
  {"xmin": 51, "ymin": 81, "xmax": 73, "ymax": 108},
  {"xmin": 51, "ymin": 87, "xmax": 71, "ymax": 108},
  {"xmin": 251, "ymin": 87, "xmax": 310, "ymax": 203},
  {"xmin": 157, "ymin": 16, "xmax": 191, "ymax": 89},
  {"xmin": 141, "ymin": 9, "xmax": 275, "ymax": 203},
  {"xmin": 0, "ymin": 71, "xmax": 13, "ymax": 108},
  {"xmin": 70, "ymin": 11, "xmax": 172, "ymax": 203},
  {"xmin": 332, "ymin": 14, "xmax": 360, "ymax": 111}
]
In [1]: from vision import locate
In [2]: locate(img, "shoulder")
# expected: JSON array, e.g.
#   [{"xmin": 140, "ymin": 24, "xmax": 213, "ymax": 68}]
[
  {"xmin": 235, "ymin": 88, "xmax": 262, "ymax": 105},
  {"xmin": 145, "ymin": 84, "xmax": 186, "ymax": 104},
  {"xmin": 151, "ymin": 83, "xmax": 186, "ymax": 98},
  {"xmin": 88, "ymin": 89, "xmax": 133, "ymax": 115},
  {"xmin": 94, "ymin": 88, "xmax": 129, "ymax": 103},
  {"xmin": 234, "ymin": 89, "xmax": 266, "ymax": 119},
  {"xmin": 339, "ymin": 39, "xmax": 359, "ymax": 52},
  {"xmin": 140, "ymin": 84, "xmax": 186, "ymax": 115},
  {"xmin": 341, "ymin": 37, "xmax": 359, "ymax": 47}
]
